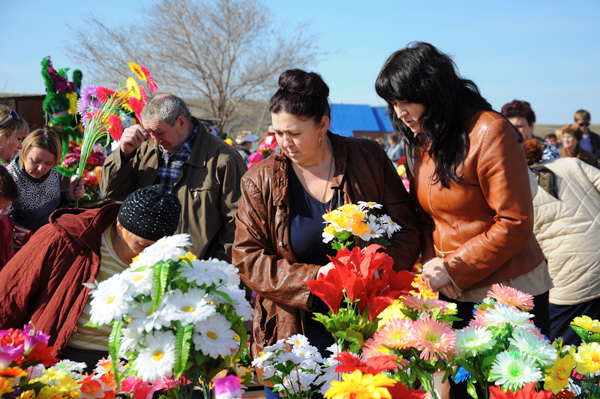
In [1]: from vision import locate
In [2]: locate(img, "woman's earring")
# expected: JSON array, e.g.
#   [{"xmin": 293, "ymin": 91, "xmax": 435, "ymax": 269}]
[{"xmin": 319, "ymin": 135, "xmax": 323, "ymax": 148}]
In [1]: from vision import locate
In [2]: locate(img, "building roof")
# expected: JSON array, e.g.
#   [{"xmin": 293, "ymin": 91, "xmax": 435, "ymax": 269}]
[{"xmin": 329, "ymin": 103, "xmax": 394, "ymax": 137}]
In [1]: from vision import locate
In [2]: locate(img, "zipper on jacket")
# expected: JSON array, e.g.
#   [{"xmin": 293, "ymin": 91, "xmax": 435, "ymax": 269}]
[{"xmin": 426, "ymin": 165, "xmax": 446, "ymax": 254}]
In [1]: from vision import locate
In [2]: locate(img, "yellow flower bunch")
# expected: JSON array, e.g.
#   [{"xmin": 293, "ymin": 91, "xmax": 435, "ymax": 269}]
[
  {"xmin": 544, "ymin": 353, "xmax": 577, "ymax": 394},
  {"xmin": 322, "ymin": 202, "xmax": 401, "ymax": 250},
  {"xmin": 571, "ymin": 315, "xmax": 600, "ymax": 334},
  {"xmin": 325, "ymin": 370, "xmax": 396, "ymax": 399}
]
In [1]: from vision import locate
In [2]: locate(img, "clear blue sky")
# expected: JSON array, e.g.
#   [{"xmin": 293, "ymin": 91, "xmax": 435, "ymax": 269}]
[{"xmin": 2, "ymin": 0, "xmax": 599, "ymax": 124}]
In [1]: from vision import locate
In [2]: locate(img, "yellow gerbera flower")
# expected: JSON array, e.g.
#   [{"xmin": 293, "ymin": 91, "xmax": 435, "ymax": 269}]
[
  {"xmin": 0, "ymin": 377, "xmax": 15, "ymax": 395},
  {"xmin": 574, "ymin": 342, "xmax": 600, "ymax": 375},
  {"xmin": 126, "ymin": 77, "xmax": 142, "ymax": 101},
  {"xmin": 325, "ymin": 370, "xmax": 396, "ymax": 399},
  {"xmin": 128, "ymin": 62, "xmax": 147, "ymax": 81}
]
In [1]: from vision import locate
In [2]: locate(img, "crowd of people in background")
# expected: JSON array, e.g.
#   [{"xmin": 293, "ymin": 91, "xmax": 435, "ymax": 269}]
[{"xmin": 1, "ymin": 41, "xmax": 600, "ymax": 397}]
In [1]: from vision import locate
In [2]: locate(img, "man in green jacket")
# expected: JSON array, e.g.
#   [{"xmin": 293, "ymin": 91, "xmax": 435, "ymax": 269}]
[{"xmin": 100, "ymin": 94, "xmax": 247, "ymax": 262}]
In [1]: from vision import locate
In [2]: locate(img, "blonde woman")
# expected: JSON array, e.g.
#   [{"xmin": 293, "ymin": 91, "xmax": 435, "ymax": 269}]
[
  {"xmin": 0, "ymin": 105, "xmax": 29, "ymax": 161},
  {"xmin": 6, "ymin": 129, "xmax": 84, "ymax": 233}
]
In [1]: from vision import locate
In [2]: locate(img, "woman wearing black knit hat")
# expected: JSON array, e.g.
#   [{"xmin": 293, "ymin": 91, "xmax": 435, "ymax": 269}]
[{"xmin": 0, "ymin": 185, "xmax": 181, "ymax": 371}]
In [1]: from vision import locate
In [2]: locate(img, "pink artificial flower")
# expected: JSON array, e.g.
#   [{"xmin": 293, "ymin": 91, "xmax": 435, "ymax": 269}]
[
  {"xmin": 401, "ymin": 296, "xmax": 450, "ymax": 314},
  {"xmin": 140, "ymin": 65, "xmax": 157, "ymax": 93},
  {"xmin": 107, "ymin": 114, "xmax": 123, "ymax": 142},
  {"xmin": 412, "ymin": 316, "xmax": 456, "ymax": 362},
  {"xmin": 214, "ymin": 375, "xmax": 242, "ymax": 399},
  {"xmin": 129, "ymin": 97, "xmax": 144, "ymax": 124},
  {"xmin": 488, "ymin": 284, "xmax": 534, "ymax": 311},
  {"xmin": 23, "ymin": 324, "xmax": 50, "ymax": 355},
  {"xmin": 370, "ymin": 318, "xmax": 416, "ymax": 351}
]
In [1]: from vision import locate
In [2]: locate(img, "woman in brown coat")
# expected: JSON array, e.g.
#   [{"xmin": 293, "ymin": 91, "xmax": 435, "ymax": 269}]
[
  {"xmin": 559, "ymin": 124, "xmax": 598, "ymax": 167},
  {"xmin": 233, "ymin": 69, "xmax": 421, "ymax": 399}
]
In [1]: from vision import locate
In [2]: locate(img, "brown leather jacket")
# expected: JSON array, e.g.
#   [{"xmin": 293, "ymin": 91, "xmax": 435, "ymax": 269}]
[
  {"xmin": 233, "ymin": 132, "xmax": 420, "ymax": 375},
  {"xmin": 409, "ymin": 110, "xmax": 545, "ymax": 292}
]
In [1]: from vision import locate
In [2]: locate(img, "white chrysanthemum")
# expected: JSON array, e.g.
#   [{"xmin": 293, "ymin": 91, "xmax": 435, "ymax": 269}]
[
  {"xmin": 287, "ymin": 334, "xmax": 310, "ymax": 348},
  {"xmin": 193, "ymin": 313, "xmax": 238, "ymax": 358},
  {"xmin": 380, "ymin": 214, "xmax": 402, "ymax": 239},
  {"xmin": 214, "ymin": 284, "xmax": 254, "ymax": 321},
  {"xmin": 127, "ymin": 301, "xmax": 172, "ymax": 333},
  {"xmin": 509, "ymin": 328, "xmax": 557, "ymax": 367},
  {"xmin": 278, "ymin": 351, "xmax": 305, "ymax": 366},
  {"xmin": 52, "ymin": 360, "xmax": 86, "ymax": 379},
  {"xmin": 134, "ymin": 330, "xmax": 176, "ymax": 382},
  {"xmin": 455, "ymin": 326, "xmax": 496, "ymax": 357},
  {"xmin": 121, "ymin": 267, "xmax": 154, "ymax": 297},
  {"xmin": 358, "ymin": 201, "xmax": 383, "ymax": 210},
  {"xmin": 483, "ymin": 305, "xmax": 534, "ymax": 328},
  {"xmin": 163, "ymin": 288, "xmax": 216, "ymax": 325},
  {"xmin": 119, "ymin": 327, "xmax": 144, "ymax": 356},
  {"xmin": 89, "ymin": 274, "xmax": 133, "ymax": 325},
  {"xmin": 180, "ymin": 259, "xmax": 228, "ymax": 287},
  {"xmin": 140, "ymin": 234, "xmax": 191, "ymax": 262},
  {"xmin": 206, "ymin": 258, "xmax": 241, "ymax": 286},
  {"xmin": 489, "ymin": 350, "xmax": 542, "ymax": 392}
]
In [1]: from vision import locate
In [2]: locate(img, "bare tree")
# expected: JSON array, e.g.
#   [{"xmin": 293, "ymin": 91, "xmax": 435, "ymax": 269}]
[{"xmin": 68, "ymin": 0, "xmax": 320, "ymax": 131}]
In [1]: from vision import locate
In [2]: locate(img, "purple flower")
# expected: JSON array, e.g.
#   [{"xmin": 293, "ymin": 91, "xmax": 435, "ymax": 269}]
[
  {"xmin": 23, "ymin": 324, "xmax": 49, "ymax": 355},
  {"xmin": 248, "ymin": 152, "xmax": 263, "ymax": 164},
  {"xmin": 67, "ymin": 81, "xmax": 77, "ymax": 93},
  {"xmin": 214, "ymin": 375, "xmax": 242, "ymax": 399},
  {"xmin": 0, "ymin": 344, "xmax": 24, "ymax": 368}
]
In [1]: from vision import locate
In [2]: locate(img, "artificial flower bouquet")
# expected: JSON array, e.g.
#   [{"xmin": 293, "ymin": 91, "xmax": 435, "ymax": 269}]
[
  {"xmin": 74, "ymin": 61, "xmax": 156, "ymax": 206},
  {"xmin": 330, "ymin": 276, "xmax": 457, "ymax": 399},
  {"xmin": 57, "ymin": 140, "xmax": 105, "ymax": 202},
  {"xmin": 252, "ymin": 334, "xmax": 327, "ymax": 399},
  {"xmin": 451, "ymin": 284, "xmax": 556, "ymax": 399},
  {"xmin": 322, "ymin": 202, "xmax": 401, "ymax": 251},
  {"xmin": 301, "ymin": 245, "xmax": 417, "ymax": 355},
  {"xmin": 543, "ymin": 315, "xmax": 600, "ymax": 398},
  {"xmin": 85, "ymin": 234, "xmax": 254, "ymax": 399}
]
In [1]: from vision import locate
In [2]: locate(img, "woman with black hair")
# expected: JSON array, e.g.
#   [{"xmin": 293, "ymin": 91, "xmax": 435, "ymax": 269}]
[
  {"xmin": 233, "ymin": 69, "xmax": 421, "ymax": 399},
  {"xmin": 375, "ymin": 42, "xmax": 552, "ymax": 331}
]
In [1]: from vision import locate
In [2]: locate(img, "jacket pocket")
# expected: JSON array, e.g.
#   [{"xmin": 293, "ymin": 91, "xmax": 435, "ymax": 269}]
[{"xmin": 258, "ymin": 298, "xmax": 278, "ymax": 347}]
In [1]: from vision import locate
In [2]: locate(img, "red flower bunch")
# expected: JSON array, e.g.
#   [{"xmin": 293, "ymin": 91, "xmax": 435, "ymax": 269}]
[
  {"xmin": 302, "ymin": 245, "xmax": 416, "ymax": 321},
  {"xmin": 489, "ymin": 382, "xmax": 553, "ymax": 399},
  {"xmin": 0, "ymin": 325, "xmax": 58, "ymax": 368}
]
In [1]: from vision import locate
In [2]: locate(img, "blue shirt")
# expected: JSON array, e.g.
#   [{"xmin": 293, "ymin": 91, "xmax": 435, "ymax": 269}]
[{"xmin": 154, "ymin": 125, "xmax": 198, "ymax": 193}]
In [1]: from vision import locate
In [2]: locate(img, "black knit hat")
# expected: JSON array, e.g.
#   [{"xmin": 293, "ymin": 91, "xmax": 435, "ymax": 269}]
[{"xmin": 118, "ymin": 185, "xmax": 181, "ymax": 241}]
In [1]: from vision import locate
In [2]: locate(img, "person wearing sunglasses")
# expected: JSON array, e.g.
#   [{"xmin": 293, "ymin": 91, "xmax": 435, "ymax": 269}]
[
  {"xmin": 0, "ymin": 166, "xmax": 19, "ymax": 269},
  {"xmin": 574, "ymin": 109, "xmax": 600, "ymax": 159},
  {"xmin": 0, "ymin": 105, "xmax": 29, "ymax": 162}
]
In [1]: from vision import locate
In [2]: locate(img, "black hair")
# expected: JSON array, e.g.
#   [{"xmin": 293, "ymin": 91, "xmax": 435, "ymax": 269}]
[
  {"xmin": 269, "ymin": 69, "xmax": 330, "ymax": 124},
  {"xmin": 0, "ymin": 165, "xmax": 19, "ymax": 202},
  {"xmin": 375, "ymin": 42, "xmax": 492, "ymax": 188}
]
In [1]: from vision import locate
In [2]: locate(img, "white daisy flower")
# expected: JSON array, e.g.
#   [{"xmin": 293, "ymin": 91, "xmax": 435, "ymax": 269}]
[
  {"xmin": 357, "ymin": 217, "xmax": 385, "ymax": 241},
  {"xmin": 163, "ymin": 288, "xmax": 216, "ymax": 325},
  {"xmin": 134, "ymin": 330, "xmax": 176, "ymax": 382},
  {"xmin": 193, "ymin": 313, "xmax": 238, "ymax": 358},
  {"xmin": 278, "ymin": 352, "xmax": 305, "ymax": 365},
  {"xmin": 358, "ymin": 201, "xmax": 383, "ymax": 210},
  {"xmin": 141, "ymin": 234, "xmax": 191, "ymax": 262},
  {"xmin": 252, "ymin": 350, "xmax": 276, "ymax": 369},
  {"xmin": 127, "ymin": 301, "xmax": 172, "ymax": 334},
  {"xmin": 509, "ymin": 328, "xmax": 557, "ymax": 367},
  {"xmin": 483, "ymin": 305, "xmax": 534, "ymax": 328},
  {"xmin": 264, "ymin": 340, "xmax": 286, "ymax": 352},
  {"xmin": 380, "ymin": 214, "xmax": 402, "ymax": 239},
  {"xmin": 262, "ymin": 364, "xmax": 276, "ymax": 379},
  {"xmin": 286, "ymin": 334, "xmax": 310, "ymax": 348},
  {"xmin": 455, "ymin": 326, "xmax": 496, "ymax": 357},
  {"xmin": 121, "ymin": 267, "xmax": 154, "ymax": 297},
  {"xmin": 206, "ymin": 258, "xmax": 241, "ymax": 286},
  {"xmin": 180, "ymin": 259, "xmax": 228, "ymax": 287},
  {"xmin": 280, "ymin": 371, "xmax": 318, "ymax": 394},
  {"xmin": 119, "ymin": 327, "xmax": 144, "ymax": 356},
  {"xmin": 89, "ymin": 275, "xmax": 133, "ymax": 326},
  {"xmin": 214, "ymin": 284, "xmax": 254, "ymax": 321},
  {"xmin": 489, "ymin": 350, "xmax": 542, "ymax": 392}
]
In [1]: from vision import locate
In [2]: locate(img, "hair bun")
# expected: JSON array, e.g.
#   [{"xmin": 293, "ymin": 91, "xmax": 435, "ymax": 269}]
[{"xmin": 278, "ymin": 69, "xmax": 329, "ymax": 98}]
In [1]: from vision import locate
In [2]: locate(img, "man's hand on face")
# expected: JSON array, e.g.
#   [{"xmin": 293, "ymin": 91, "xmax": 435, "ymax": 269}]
[{"xmin": 120, "ymin": 125, "xmax": 148, "ymax": 155}]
